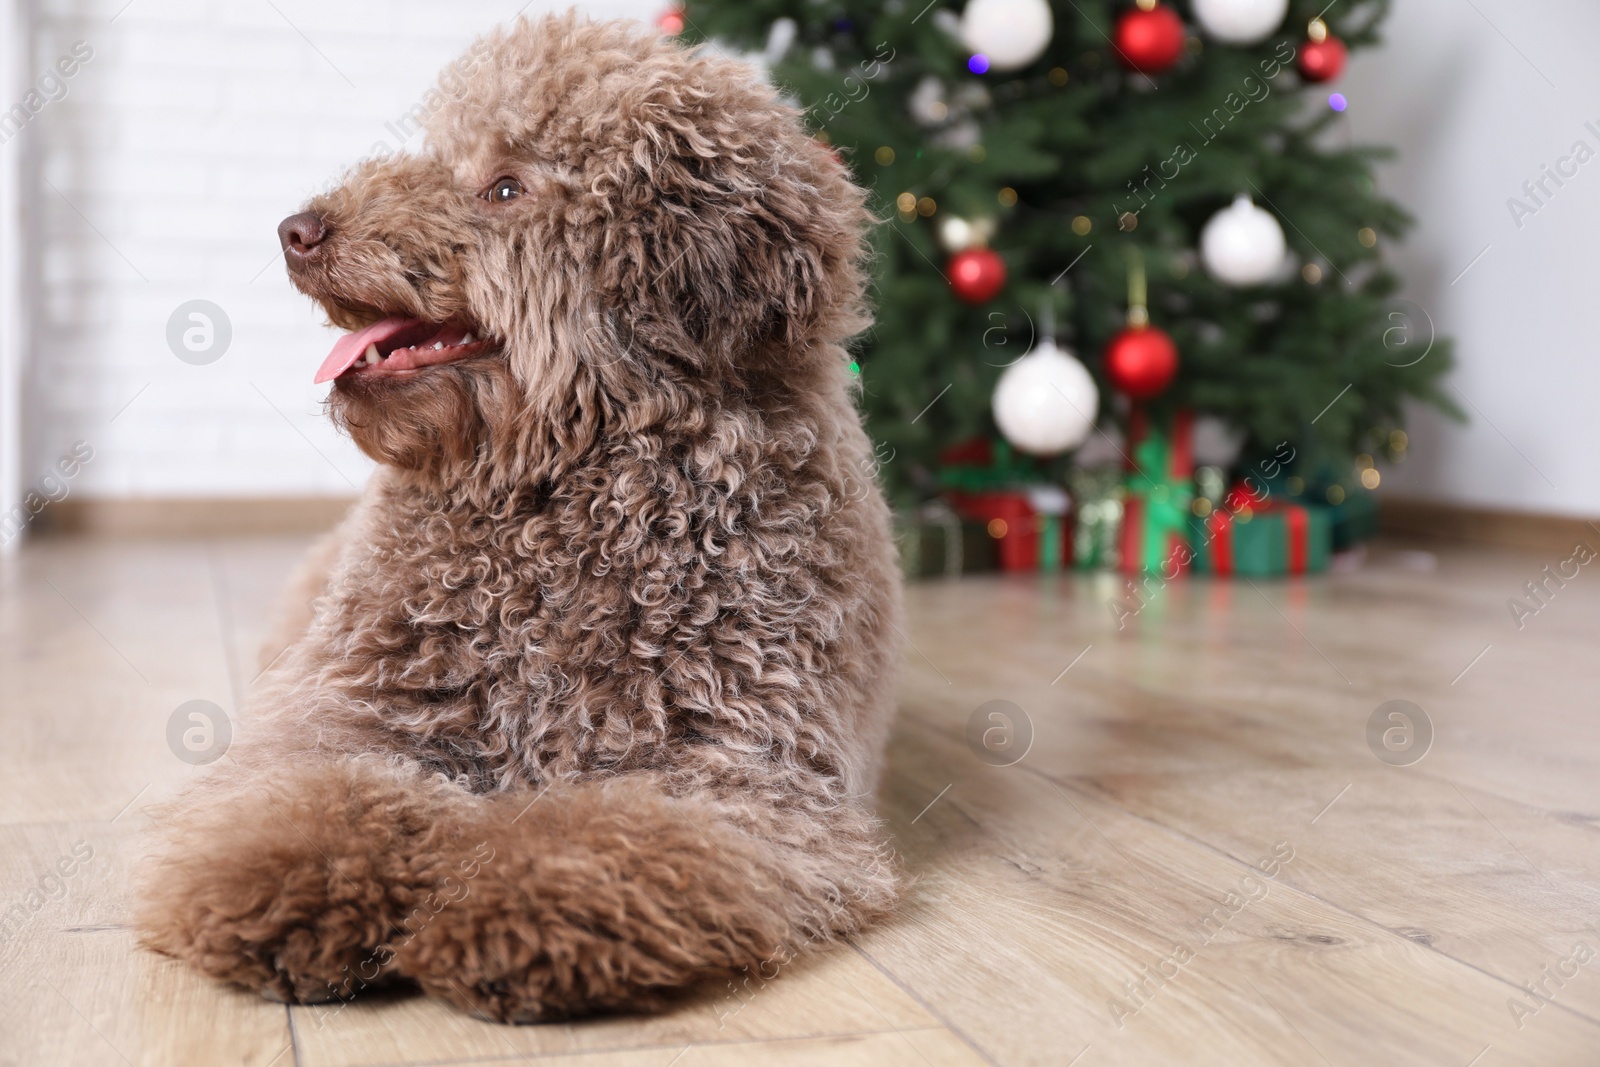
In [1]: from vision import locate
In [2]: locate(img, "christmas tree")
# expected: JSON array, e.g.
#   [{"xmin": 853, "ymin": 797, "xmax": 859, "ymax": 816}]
[{"xmin": 677, "ymin": 0, "xmax": 1455, "ymax": 508}]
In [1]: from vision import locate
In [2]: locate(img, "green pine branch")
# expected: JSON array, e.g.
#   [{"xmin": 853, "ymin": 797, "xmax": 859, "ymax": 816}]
[{"xmin": 682, "ymin": 0, "xmax": 1455, "ymax": 502}]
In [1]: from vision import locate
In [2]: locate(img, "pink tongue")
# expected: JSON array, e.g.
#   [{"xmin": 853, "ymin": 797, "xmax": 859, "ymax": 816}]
[{"xmin": 314, "ymin": 316, "xmax": 421, "ymax": 384}]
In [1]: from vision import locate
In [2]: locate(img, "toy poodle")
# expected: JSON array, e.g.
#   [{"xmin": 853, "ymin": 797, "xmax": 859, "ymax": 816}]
[{"xmin": 136, "ymin": 13, "xmax": 902, "ymax": 1023}]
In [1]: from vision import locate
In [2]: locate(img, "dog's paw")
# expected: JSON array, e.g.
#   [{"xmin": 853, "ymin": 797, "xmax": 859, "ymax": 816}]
[
  {"xmin": 408, "ymin": 965, "xmax": 670, "ymax": 1024},
  {"xmin": 138, "ymin": 842, "xmax": 407, "ymax": 1004},
  {"xmin": 138, "ymin": 758, "xmax": 476, "ymax": 1003},
  {"xmin": 390, "ymin": 871, "xmax": 692, "ymax": 1023}
]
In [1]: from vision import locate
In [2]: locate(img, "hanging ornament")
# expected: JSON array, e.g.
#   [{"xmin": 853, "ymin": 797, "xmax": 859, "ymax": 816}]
[
  {"xmin": 656, "ymin": 4, "xmax": 686, "ymax": 35},
  {"xmin": 1191, "ymin": 0, "xmax": 1287, "ymax": 45},
  {"xmin": 959, "ymin": 0, "xmax": 1054, "ymax": 72},
  {"xmin": 948, "ymin": 247, "xmax": 1007, "ymax": 304},
  {"xmin": 1298, "ymin": 19, "xmax": 1348, "ymax": 83},
  {"xmin": 762, "ymin": 17, "xmax": 798, "ymax": 66},
  {"xmin": 1106, "ymin": 326, "xmax": 1178, "ymax": 399},
  {"xmin": 992, "ymin": 339, "xmax": 1099, "ymax": 455},
  {"xmin": 938, "ymin": 215, "xmax": 997, "ymax": 254},
  {"xmin": 1192, "ymin": 415, "xmax": 1246, "ymax": 466},
  {"xmin": 1114, "ymin": 1, "xmax": 1186, "ymax": 75},
  {"xmin": 1104, "ymin": 250, "xmax": 1178, "ymax": 399},
  {"xmin": 908, "ymin": 76, "xmax": 950, "ymax": 127},
  {"xmin": 1200, "ymin": 194, "xmax": 1287, "ymax": 287}
]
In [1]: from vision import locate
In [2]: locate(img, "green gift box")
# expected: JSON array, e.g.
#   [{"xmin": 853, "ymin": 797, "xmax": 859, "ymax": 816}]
[
  {"xmin": 1191, "ymin": 500, "xmax": 1332, "ymax": 576},
  {"xmin": 1119, "ymin": 410, "xmax": 1194, "ymax": 576}
]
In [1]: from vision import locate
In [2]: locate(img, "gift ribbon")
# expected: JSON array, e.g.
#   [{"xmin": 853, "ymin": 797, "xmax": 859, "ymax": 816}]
[
  {"xmin": 1120, "ymin": 495, "xmax": 1143, "ymax": 573},
  {"xmin": 1207, "ymin": 510, "xmax": 1235, "ymax": 576},
  {"xmin": 1121, "ymin": 410, "xmax": 1195, "ymax": 574},
  {"xmin": 1039, "ymin": 514, "xmax": 1062, "ymax": 573},
  {"xmin": 1283, "ymin": 504, "xmax": 1308, "ymax": 575},
  {"xmin": 1243, "ymin": 500, "xmax": 1312, "ymax": 576}
]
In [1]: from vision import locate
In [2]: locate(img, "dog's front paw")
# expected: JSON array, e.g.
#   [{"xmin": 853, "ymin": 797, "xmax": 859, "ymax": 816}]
[
  {"xmin": 135, "ymin": 762, "xmax": 440, "ymax": 1005},
  {"xmin": 392, "ymin": 869, "xmax": 691, "ymax": 1023},
  {"xmin": 139, "ymin": 840, "xmax": 406, "ymax": 1004}
]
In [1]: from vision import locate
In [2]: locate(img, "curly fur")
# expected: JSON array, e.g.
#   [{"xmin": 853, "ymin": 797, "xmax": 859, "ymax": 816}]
[{"xmin": 136, "ymin": 13, "xmax": 903, "ymax": 1023}]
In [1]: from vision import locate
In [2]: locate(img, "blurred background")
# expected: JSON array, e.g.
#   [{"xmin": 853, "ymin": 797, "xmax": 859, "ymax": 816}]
[{"xmin": 1, "ymin": 0, "xmax": 1597, "ymax": 549}]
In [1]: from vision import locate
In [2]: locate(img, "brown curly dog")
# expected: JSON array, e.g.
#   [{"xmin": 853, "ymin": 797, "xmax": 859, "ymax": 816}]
[{"xmin": 136, "ymin": 14, "xmax": 902, "ymax": 1023}]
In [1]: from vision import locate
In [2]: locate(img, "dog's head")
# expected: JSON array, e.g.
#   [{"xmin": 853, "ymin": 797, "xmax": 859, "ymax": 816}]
[{"xmin": 281, "ymin": 15, "xmax": 870, "ymax": 486}]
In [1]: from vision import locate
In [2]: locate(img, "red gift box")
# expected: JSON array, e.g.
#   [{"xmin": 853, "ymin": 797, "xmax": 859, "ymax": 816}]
[{"xmin": 945, "ymin": 489, "xmax": 1073, "ymax": 573}]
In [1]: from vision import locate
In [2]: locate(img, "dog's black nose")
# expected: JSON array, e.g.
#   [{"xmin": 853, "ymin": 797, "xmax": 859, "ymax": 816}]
[{"xmin": 278, "ymin": 212, "xmax": 328, "ymax": 266}]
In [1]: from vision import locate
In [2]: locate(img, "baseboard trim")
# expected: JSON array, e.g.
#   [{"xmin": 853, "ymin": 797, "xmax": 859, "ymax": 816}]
[
  {"xmin": 26, "ymin": 493, "xmax": 1600, "ymax": 551},
  {"xmin": 1381, "ymin": 497, "xmax": 1600, "ymax": 554},
  {"xmin": 34, "ymin": 496, "xmax": 357, "ymax": 539}
]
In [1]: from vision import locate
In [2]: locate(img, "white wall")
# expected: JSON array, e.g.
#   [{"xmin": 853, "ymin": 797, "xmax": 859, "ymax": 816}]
[
  {"xmin": 20, "ymin": 0, "xmax": 651, "ymax": 501},
  {"xmin": 1348, "ymin": 0, "xmax": 1600, "ymax": 518},
  {"xmin": 0, "ymin": 0, "xmax": 22, "ymax": 523}
]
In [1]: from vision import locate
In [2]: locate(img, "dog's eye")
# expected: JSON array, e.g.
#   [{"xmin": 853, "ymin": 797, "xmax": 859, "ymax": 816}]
[{"xmin": 485, "ymin": 177, "xmax": 524, "ymax": 204}]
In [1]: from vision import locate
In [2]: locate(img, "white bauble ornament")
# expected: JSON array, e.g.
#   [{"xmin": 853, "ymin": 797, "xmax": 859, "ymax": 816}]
[
  {"xmin": 939, "ymin": 216, "xmax": 975, "ymax": 253},
  {"xmin": 763, "ymin": 18, "xmax": 797, "ymax": 66},
  {"xmin": 908, "ymin": 76, "xmax": 949, "ymax": 126},
  {"xmin": 934, "ymin": 118, "xmax": 982, "ymax": 150},
  {"xmin": 960, "ymin": 0, "xmax": 1053, "ymax": 71},
  {"xmin": 937, "ymin": 215, "xmax": 996, "ymax": 253},
  {"xmin": 1192, "ymin": 0, "xmax": 1288, "ymax": 45},
  {"xmin": 1201, "ymin": 194, "xmax": 1287, "ymax": 287},
  {"xmin": 992, "ymin": 340, "xmax": 1099, "ymax": 456},
  {"xmin": 1192, "ymin": 416, "xmax": 1246, "ymax": 466}
]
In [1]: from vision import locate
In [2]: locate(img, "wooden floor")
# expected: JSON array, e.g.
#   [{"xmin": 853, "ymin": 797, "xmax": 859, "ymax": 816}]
[{"xmin": 2, "ymin": 534, "xmax": 1598, "ymax": 1066}]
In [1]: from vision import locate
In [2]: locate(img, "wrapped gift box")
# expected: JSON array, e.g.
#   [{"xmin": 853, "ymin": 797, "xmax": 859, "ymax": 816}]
[
  {"xmin": 1068, "ymin": 465, "xmax": 1125, "ymax": 571},
  {"xmin": 1119, "ymin": 409, "xmax": 1194, "ymax": 576},
  {"xmin": 1191, "ymin": 500, "xmax": 1332, "ymax": 576},
  {"xmin": 895, "ymin": 502, "xmax": 998, "ymax": 579},
  {"xmin": 944, "ymin": 487, "xmax": 1073, "ymax": 573}
]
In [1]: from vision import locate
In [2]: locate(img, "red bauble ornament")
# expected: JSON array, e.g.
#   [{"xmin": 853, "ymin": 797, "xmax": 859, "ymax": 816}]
[
  {"xmin": 1114, "ymin": 4, "xmax": 1186, "ymax": 75},
  {"xmin": 948, "ymin": 248, "xmax": 1007, "ymax": 304},
  {"xmin": 657, "ymin": 7, "xmax": 685, "ymax": 34},
  {"xmin": 1105, "ymin": 325, "xmax": 1179, "ymax": 399},
  {"xmin": 1298, "ymin": 36, "xmax": 1347, "ymax": 82}
]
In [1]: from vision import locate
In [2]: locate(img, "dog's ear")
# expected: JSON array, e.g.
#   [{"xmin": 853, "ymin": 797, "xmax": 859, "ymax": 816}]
[{"xmin": 591, "ymin": 77, "xmax": 870, "ymax": 379}]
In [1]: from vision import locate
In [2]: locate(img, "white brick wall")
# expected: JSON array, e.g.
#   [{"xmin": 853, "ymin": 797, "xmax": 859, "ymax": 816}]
[{"xmin": 23, "ymin": 0, "xmax": 654, "ymax": 499}]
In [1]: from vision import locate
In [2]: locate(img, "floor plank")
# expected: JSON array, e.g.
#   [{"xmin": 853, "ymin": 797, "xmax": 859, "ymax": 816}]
[
  {"xmin": 4, "ymin": 535, "xmax": 1598, "ymax": 1065},
  {"xmin": 291, "ymin": 948, "xmax": 949, "ymax": 1067},
  {"xmin": 415, "ymin": 1029, "xmax": 987, "ymax": 1067},
  {"xmin": 0, "ymin": 823, "xmax": 292, "ymax": 1067},
  {"xmin": 865, "ymin": 728, "xmax": 1600, "ymax": 1066}
]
